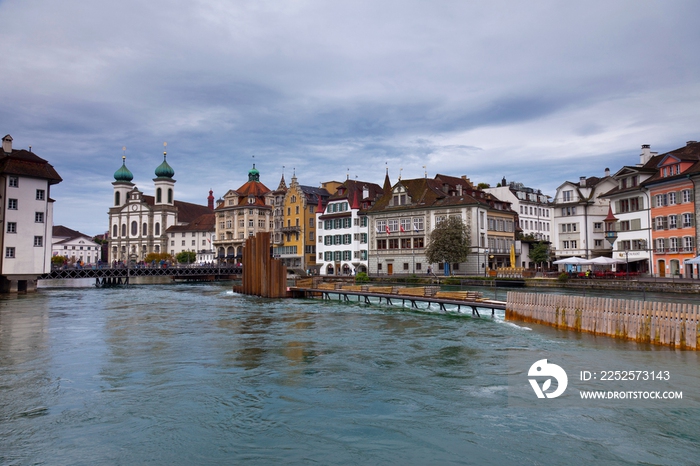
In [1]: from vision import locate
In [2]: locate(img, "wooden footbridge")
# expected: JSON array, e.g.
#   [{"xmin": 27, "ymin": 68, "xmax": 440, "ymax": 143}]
[
  {"xmin": 40, "ymin": 265, "xmax": 242, "ymax": 287},
  {"xmin": 289, "ymin": 279, "xmax": 506, "ymax": 317}
]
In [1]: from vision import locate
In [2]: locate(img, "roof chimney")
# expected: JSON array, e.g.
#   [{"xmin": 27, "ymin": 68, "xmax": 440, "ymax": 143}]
[
  {"xmin": 579, "ymin": 176, "xmax": 586, "ymax": 187},
  {"xmin": 2, "ymin": 134, "xmax": 12, "ymax": 153},
  {"xmin": 604, "ymin": 168, "xmax": 610, "ymax": 177},
  {"xmin": 640, "ymin": 144, "xmax": 652, "ymax": 165},
  {"xmin": 687, "ymin": 141, "xmax": 697, "ymax": 146}
]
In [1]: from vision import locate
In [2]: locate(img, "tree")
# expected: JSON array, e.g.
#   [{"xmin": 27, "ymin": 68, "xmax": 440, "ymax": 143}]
[
  {"xmin": 426, "ymin": 216, "xmax": 470, "ymax": 275},
  {"xmin": 529, "ymin": 242, "xmax": 550, "ymax": 271},
  {"xmin": 51, "ymin": 255, "xmax": 67, "ymax": 267},
  {"xmin": 176, "ymin": 250, "xmax": 197, "ymax": 264},
  {"xmin": 144, "ymin": 252, "xmax": 174, "ymax": 263},
  {"xmin": 476, "ymin": 182, "xmax": 491, "ymax": 190}
]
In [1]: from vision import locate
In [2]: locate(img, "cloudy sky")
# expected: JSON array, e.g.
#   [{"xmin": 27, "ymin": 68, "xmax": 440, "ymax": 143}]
[{"xmin": 2, "ymin": 0, "xmax": 700, "ymax": 235}]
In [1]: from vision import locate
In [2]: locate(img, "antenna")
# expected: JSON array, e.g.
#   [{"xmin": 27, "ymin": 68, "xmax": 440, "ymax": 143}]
[
  {"xmin": 399, "ymin": 168, "xmax": 403, "ymax": 180},
  {"xmin": 423, "ymin": 165, "xmax": 427, "ymax": 178}
]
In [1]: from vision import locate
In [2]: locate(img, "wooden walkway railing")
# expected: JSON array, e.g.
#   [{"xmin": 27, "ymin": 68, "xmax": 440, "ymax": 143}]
[{"xmin": 506, "ymin": 291, "xmax": 699, "ymax": 350}]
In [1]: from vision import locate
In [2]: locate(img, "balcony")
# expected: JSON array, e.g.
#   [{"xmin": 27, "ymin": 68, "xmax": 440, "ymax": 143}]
[{"xmin": 281, "ymin": 225, "xmax": 301, "ymax": 233}]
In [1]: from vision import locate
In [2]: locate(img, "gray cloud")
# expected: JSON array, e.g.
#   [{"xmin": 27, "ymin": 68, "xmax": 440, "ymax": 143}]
[{"xmin": 2, "ymin": 0, "xmax": 700, "ymax": 233}]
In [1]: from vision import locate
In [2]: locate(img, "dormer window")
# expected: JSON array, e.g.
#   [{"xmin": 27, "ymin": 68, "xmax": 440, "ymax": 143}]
[{"xmin": 248, "ymin": 197, "xmax": 255, "ymax": 204}]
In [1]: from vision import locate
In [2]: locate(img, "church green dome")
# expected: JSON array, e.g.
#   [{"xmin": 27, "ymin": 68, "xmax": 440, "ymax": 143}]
[
  {"xmin": 248, "ymin": 164, "xmax": 260, "ymax": 182},
  {"xmin": 155, "ymin": 154, "xmax": 175, "ymax": 178},
  {"xmin": 114, "ymin": 156, "xmax": 134, "ymax": 182}
]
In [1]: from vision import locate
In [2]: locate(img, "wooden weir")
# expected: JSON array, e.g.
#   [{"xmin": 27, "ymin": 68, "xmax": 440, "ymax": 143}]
[
  {"xmin": 234, "ymin": 232, "xmax": 287, "ymax": 298},
  {"xmin": 506, "ymin": 291, "xmax": 700, "ymax": 350}
]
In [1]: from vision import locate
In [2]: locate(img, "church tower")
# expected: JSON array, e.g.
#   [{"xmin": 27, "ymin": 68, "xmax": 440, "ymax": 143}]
[
  {"xmin": 153, "ymin": 143, "xmax": 176, "ymax": 205},
  {"xmin": 112, "ymin": 154, "xmax": 134, "ymax": 208}
]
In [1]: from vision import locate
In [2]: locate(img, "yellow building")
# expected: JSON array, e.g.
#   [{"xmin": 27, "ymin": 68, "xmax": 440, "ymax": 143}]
[{"xmin": 274, "ymin": 175, "xmax": 337, "ymax": 272}]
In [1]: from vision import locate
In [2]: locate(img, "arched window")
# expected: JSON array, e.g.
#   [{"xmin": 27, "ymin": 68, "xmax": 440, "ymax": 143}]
[
  {"xmin": 131, "ymin": 221, "xmax": 137, "ymax": 236},
  {"xmin": 155, "ymin": 222, "xmax": 160, "ymax": 236},
  {"xmin": 143, "ymin": 223, "xmax": 147, "ymax": 236},
  {"xmin": 156, "ymin": 188, "xmax": 162, "ymax": 203},
  {"xmin": 168, "ymin": 189, "xmax": 173, "ymax": 204},
  {"xmin": 121, "ymin": 224, "xmax": 126, "ymax": 237},
  {"xmin": 113, "ymin": 224, "xmax": 118, "ymax": 237},
  {"xmin": 115, "ymin": 192, "xmax": 120, "ymax": 206}
]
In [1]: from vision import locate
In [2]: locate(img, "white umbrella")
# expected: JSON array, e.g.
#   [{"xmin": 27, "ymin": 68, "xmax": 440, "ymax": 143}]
[
  {"xmin": 588, "ymin": 256, "xmax": 625, "ymax": 265},
  {"xmin": 553, "ymin": 257, "xmax": 588, "ymax": 265},
  {"xmin": 684, "ymin": 256, "xmax": 700, "ymax": 264}
]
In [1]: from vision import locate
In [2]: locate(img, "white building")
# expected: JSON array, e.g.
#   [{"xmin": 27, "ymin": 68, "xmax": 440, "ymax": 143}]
[
  {"xmin": 599, "ymin": 145, "xmax": 659, "ymax": 274},
  {"xmin": 552, "ymin": 171, "xmax": 617, "ymax": 261},
  {"xmin": 165, "ymin": 213, "xmax": 216, "ymax": 264},
  {"xmin": 52, "ymin": 225, "xmax": 102, "ymax": 266},
  {"xmin": 485, "ymin": 177, "xmax": 552, "ymax": 270},
  {"xmin": 317, "ymin": 179, "xmax": 383, "ymax": 275},
  {"xmin": 0, "ymin": 134, "xmax": 62, "ymax": 292},
  {"xmin": 108, "ymin": 150, "xmax": 213, "ymax": 264}
]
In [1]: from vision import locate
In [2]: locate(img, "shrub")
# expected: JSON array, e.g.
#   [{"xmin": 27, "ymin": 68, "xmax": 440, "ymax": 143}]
[
  {"xmin": 557, "ymin": 272, "xmax": 569, "ymax": 282},
  {"xmin": 355, "ymin": 272, "xmax": 370, "ymax": 283}
]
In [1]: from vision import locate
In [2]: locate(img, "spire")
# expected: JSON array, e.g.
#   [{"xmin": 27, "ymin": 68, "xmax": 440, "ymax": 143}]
[
  {"xmin": 383, "ymin": 167, "xmax": 391, "ymax": 195},
  {"xmin": 277, "ymin": 173, "xmax": 287, "ymax": 190},
  {"xmin": 208, "ymin": 189, "xmax": 214, "ymax": 209}
]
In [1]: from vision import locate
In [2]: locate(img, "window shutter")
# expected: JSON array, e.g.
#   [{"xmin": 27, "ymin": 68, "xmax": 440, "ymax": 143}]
[
  {"xmin": 662, "ymin": 217, "xmax": 668, "ymax": 229},
  {"xmin": 651, "ymin": 196, "xmax": 656, "ymax": 208},
  {"xmin": 631, "ymin": 218, "xmax": 641, "ymax": 230}
]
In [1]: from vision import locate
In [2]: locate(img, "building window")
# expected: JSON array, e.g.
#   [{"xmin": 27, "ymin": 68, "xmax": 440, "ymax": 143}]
[
  {"xmin": 562, "ymin": 190, "xmax": 572, "ymax": 202},
  {"xmin": 182, "ymin": 240, "xmax": 186, "ymax": 246},
  {"xmin": 388, "ymin": 238, "xmax": 399, "ymax": 249},
  {"xmin": 131, "ymin": 221, "xmax": 137, "ymax": 236},
  {"xmin": 377, "ymin": 239, "xmax": 387, "ymax": 250},
  {"xmin": 8, "ymin": 199, "xmax": 18, "ymax": 210},
  {"xmin": 5, "ymin": 247, "xmax": 15, "ymax": 258},
  {"xmin": 7, "ymin": 222, "xmax": 17, "ymax": 233},
  {"xmin": 34, "ymin": 236, "xmax": 43, "ymax": 247},
  {"xmin": 35, "ymin": 212, "xmax": 44, "ymax": 223},
  {"xmin": 36, "ymin": 189, "xmax": 45, "ymax": 201},
  {"xmin": 9, "ymin": 176, "xmax": 19, "ymax": 187}
]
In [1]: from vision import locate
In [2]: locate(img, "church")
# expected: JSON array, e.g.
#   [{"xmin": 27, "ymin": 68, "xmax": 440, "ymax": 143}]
[{"xmin": 107, "ymin": 148, "xmax": 213, "ymax": 263}]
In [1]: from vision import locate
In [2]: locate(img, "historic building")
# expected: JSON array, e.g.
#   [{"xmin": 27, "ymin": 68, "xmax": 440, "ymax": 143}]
[
  {"xmin": 316, "ymin": 178, "xmax": 384, "ymax": 275},
  {"xmin": 643, "ymin": 141, "xmax": 700, "ymax": 277},
  {"xmin": 213, "ymin": 164, "xmax": 274, "ymax": 261},
  {"xmin": 52, "ymin": 225, "xmax": 102, "ymax": 266},
  {"xmin": 551, "ymin": 172, "xmax": 617, "ymax": 261},
  {"xmin": 108, "ymin": 150, "xmax": 212, "ymax": 263},
  {"xmin": 165, "ymin": 213, "xmax": 216, "ymax": 264},
  {"xmin": 485, "ymin": 178, "xmax": 552, "ymax": 269},
  {"xmin": 274, "ymin": 174, "xmax": 333, "ymax": 271},
  {"xmin": 0, "ymin": 134, "xmax": 62, "ymax": 292},
  {"xmin": 600, "ymin": 145, "xmax": 659, "ymax": 274},
  {"xmin": 366, "ymin": 173, "xmax": 516, "ymax": 276},
  {"xmin": 271, "ymin": 173, "xmax": 288, "ymax": 247}
]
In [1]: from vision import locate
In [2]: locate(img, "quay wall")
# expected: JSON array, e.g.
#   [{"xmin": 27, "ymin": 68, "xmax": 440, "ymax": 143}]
[{"xmin": 506, "ymin": 291, "xmax": 700, "ymax": 350}]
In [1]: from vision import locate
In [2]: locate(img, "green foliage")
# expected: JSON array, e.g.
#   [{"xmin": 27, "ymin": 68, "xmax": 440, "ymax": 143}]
[
  {"xmin": 426, "ymin": 217, "xmax": 470, "ymax": 271},
  {"xmin": 176, "ymin": 251, "xmax": 197, "ymax": 264},
  {"xmin": 355, "ymin": 271, "xmax": 370, "ymax": 283},
  {"xmin": 557, "ymin": 272, "xmax": 569, "ymax": 282},
  {"xmin": 529, "ymin": 242, "xmax": 550, "ymax": 266},
  {"xmin": 476, "ymin": 182, "xmax": 491, "ymax": 189},
  {"xmin": 145, "ymin": 252, "xmax": 174, "ymax": 263},
  {"xmin": 51, "ymin": 255, "xmax": 66, "ymax": 266},
  {"xmin": 443, "ymin": 277, "xmax": 461, "ymax": 285}
]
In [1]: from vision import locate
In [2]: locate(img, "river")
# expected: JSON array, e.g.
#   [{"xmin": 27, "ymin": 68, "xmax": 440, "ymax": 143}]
[{"xmin": 1, "ymin": 283, "xmax": 699, "ymax": 465}]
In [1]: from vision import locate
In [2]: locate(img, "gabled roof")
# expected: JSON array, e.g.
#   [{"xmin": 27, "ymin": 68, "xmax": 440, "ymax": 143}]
[
  {"xmin": 140, "ymin": 195, "xmax": 214, "ymax": 223},
  {"xmin": 166, "ymin": 213, "xmax": 216, "ymax": 233},
  {"xmin": 0, "ymin": 149, "xmax": 62, "ymax": 184},
  {"xmin": 368, "ymin": 176, "xmax": 508, "ymax": 213},
  {"xmin": 53, "ymin": 225, "xmax": 91, "ymax": 240},
  {"xmin": 641, "ymin": 141, "xmax": 700, "ymax": 187}
]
